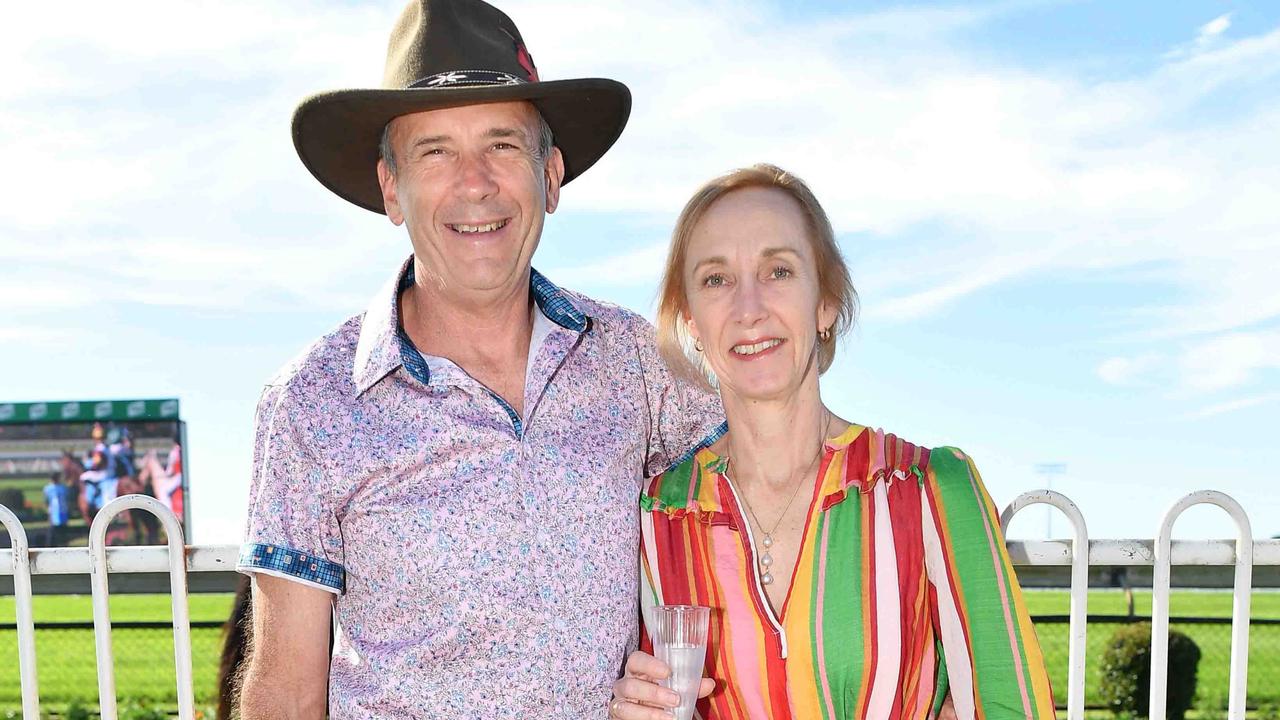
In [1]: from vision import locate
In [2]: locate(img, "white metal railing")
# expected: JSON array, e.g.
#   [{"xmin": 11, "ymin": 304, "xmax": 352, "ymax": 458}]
[
  {"xmin": 1, "ymin": 491, "xmax": 1278, "ymax": 720},
  {"xmin": 1000, "ymin": 490, "xmax": 1089, "ymax": 720}
]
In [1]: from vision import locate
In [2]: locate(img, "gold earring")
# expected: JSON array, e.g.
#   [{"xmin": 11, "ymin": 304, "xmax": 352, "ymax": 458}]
[
  {"xmin": 819, "ymin": 327, "xmax": 831, "ymax": 342},
  {"xmin": 694, "ymin": 338, "xmax": 704, "ymax": 353}
]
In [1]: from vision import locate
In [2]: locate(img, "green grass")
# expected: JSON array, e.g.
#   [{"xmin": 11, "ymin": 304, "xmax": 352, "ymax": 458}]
[
  {"xmin": 1, "ymin": 590, "xmax": 1277, "ymax": 714},
  {"xmin": 1024, "ymin": 589, "xmax": 1280, "ymax": 711},
  {"xmin": 0, "ymin": 594, "xmax": 235, "ymax": 712}
]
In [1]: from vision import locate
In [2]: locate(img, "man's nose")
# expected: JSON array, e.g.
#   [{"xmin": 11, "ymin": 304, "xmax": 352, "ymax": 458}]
[{"xmin": 456, "ymin": 152, "xmax": 499, "ymax": 202}]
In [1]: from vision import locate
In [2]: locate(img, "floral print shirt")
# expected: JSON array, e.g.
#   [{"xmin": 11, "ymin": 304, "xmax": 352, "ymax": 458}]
[{"xmin": 238, "ymin": 256, "xmax": 724, "ymax": 718}]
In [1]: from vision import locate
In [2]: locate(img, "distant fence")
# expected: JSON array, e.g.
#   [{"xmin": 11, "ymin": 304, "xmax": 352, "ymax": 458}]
[{"xmin": 3, "ymin": 490, "xmax": 1280, "ymax": 720}]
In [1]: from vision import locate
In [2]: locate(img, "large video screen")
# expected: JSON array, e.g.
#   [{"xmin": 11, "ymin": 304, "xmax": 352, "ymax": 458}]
[{"xmin": 0, "ymin": 399, "xmax": 187, "ymax": 549}]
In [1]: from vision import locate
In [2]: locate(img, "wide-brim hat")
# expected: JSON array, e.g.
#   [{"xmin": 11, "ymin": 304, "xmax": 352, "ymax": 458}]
[{"xmin": 292, "ymin": 0, "xmax": 631, "ymax": 214}]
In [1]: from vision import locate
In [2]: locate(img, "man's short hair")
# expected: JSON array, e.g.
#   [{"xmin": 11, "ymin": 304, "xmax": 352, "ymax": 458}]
[{"xmin": 379, "ymin": 106, "xmax": 555, "ymax": 177}]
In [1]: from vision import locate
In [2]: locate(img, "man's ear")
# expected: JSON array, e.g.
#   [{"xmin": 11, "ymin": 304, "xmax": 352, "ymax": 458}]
[
  {"xmin": 377, "ymin": 158, "xmax": 404, "ymax": 225},
  {"xmin": 544, "ymin": 146, "xmax": 566, "ymax": 214}
]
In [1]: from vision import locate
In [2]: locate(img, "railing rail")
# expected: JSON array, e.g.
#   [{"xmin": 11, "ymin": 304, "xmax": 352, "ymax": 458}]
[{"xmin": 3, "ymin": 490, "xmax": 1279, "ymax": 720}]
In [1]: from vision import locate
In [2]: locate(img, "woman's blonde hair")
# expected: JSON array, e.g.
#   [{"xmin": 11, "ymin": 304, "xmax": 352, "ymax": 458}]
[{"xmin": 656, "ymin": 163, "xmax": 858, "ymax": 388}]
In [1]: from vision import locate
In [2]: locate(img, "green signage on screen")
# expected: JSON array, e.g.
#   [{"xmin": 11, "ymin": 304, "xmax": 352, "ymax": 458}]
[{"xmin": 0, "ymin": 399, "xmax": 181, "ymax": 424}]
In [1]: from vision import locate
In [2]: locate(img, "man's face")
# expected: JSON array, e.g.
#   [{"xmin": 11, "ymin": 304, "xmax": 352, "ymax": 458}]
[{"xmin": 377, "ymin": 101, "xmax": 565, "ymax": 297}]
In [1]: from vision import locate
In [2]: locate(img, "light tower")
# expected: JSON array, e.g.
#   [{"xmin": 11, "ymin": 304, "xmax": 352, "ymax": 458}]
[{"xmin": 1033, "ymin": 462, "xmax": 1067, "ymax": 538}]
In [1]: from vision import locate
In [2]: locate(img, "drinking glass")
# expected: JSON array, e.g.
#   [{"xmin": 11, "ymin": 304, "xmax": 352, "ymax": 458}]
[{"xmin": 648, "ymin": 605, "xmax": 710, "ymax": 720}]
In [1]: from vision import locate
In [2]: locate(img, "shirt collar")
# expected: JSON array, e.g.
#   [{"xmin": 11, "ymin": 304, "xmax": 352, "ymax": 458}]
[{"xmin": 352, "ymin": 256, "xmax": 590, "ymax": 395}]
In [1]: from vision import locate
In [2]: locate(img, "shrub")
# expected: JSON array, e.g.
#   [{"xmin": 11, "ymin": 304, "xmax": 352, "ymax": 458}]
[
  {"xmin": 1099, "ymin": 622, "xmax": 1200, "ymax": 720},
  {"xmin": 117, "ymin": 699, "xmax": 169, "ymax": 720},
  {"xmin": 0, "ymin": 488, "xmax": 26, "ymax": 517},
  {"xmin": 64, "ymin": 699, "xmax": 92, "ymax": 720}
]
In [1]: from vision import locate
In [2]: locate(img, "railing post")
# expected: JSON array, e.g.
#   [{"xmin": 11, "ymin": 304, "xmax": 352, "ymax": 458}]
[
  {"xmin": 88, "ymin": 494, "xmax": 196, "ymax": 720},
  {"xmin": 0, "ymin": 504, "xmax": 40, "ymax": 719},
  {"xmin": 1150, "ymin": 491, "xmax": 1253, "ymax": 720},
  {"xmin": 1000, "ymin": 490, "xmax": 1089, "ymax": 720}
]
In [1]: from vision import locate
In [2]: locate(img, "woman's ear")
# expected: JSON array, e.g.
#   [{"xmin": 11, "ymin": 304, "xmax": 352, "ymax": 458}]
[
  {"xmin": 817, "ymin": 297, "xmax": 837, "ymax": 336},
  {"xmin": 684, "ymin": 312, "xmax": 703, "ymax": 347}
]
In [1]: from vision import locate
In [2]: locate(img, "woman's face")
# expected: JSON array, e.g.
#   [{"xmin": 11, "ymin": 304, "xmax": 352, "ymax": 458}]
[{"xmin": 683, "ymin": 187, "xmax": 835, "ymax": 403}]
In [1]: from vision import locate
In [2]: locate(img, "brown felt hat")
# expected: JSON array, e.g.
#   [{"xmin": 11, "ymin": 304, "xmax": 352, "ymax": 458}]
[{"xmin": 292, "ymin": 0, "xmax": 632, "ymax": 214}]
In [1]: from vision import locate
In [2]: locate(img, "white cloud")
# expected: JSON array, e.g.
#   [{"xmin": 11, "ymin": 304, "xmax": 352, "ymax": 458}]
[
  {"xmin": 542, "ymin": 241, "xmax": 669, "ymax": 290},
  {"xmin": 1097, "ymin": 353, "xmax": 1165, "ymax": 387},
  {"xmin": 1164, "ymin": 12, "xmax": 1233, "ymax": 60},
  {"xmin": 1181, "ymin": 392, "xmax": 1280, "ymax": 420},
  {"xmin": 1179, "ymin": 330, "xmax": 1280, "ymax": 392},
  {"xmin": 3, "ymin": 0, "xmax": 1280, "ymax": 345}
]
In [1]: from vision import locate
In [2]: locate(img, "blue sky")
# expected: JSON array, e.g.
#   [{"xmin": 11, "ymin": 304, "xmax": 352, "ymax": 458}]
[{"xmin": 2, "ymin": 0, "xmax": 1277, "ymax": 544}]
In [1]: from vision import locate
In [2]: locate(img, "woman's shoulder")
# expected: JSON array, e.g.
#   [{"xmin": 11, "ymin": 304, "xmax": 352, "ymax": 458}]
[
  {"xmin": 837, "ymin": 422, "xmax": 978, "ymax": 490},
  {"xmin": 641, "ymin": 445, "xmax": 725, "ymax": 513}
]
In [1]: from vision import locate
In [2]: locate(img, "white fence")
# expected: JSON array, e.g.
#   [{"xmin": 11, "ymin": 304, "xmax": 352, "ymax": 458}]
[{"xmin": 2, "ymin": 491, "xmax": 1279, "ymax": 720}]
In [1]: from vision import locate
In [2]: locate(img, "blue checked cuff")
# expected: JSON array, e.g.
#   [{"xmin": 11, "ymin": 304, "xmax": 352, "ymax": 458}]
[{"xmin": 237, "ymin": 542, "xmax": 345, "ymax": 593}]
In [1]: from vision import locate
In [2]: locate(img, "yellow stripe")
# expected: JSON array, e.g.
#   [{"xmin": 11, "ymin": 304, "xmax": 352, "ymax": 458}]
[
  {"xmin": 1010, "ymin": 579, "xmax": 1055, "ymax": 715},
  {"xmin": 783, "ymin": 492, "xmax": 823, "ymax": 718}
]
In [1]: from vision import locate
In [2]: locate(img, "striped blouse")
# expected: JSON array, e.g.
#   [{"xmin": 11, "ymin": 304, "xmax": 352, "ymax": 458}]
[{"xmin": 639, "ymin": 425, "xmax": 1055, "ymax": 719}]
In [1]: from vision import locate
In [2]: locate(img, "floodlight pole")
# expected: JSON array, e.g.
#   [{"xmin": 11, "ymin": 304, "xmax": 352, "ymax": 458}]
[{"xmin": 1033, "ymin": 463, "xmax": 1067, "ymax": 538}]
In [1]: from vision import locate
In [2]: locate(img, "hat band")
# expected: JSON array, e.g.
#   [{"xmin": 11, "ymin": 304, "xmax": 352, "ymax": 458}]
[{"xmin": 407, "ymin": 69, "xmax": 528, "ymax": 90}]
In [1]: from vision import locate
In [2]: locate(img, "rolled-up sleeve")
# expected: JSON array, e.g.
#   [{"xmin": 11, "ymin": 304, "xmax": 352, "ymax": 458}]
[{"xmin": 236, "ymin": 381, "xmax": 345, "ymax": 594}]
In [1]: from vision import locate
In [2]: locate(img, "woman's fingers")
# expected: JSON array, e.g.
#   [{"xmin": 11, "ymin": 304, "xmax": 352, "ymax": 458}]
[
  {"xmin": 609, "ymin": 697, "xmax": 682, "ymax": 720},
  {"xmin": 938, "ymin": 693, "xmax": 957, "ymax": 720},
  {"xmin": 614, "ymin": 650, "xmax": 717, "ymax": 718},
  {"xmin": 613, "ymin": 676, "xmax": 680, "ymax": 708},
  {"xmin": 624, "ymin": 650, "xmax": 671, "ymax": 682}
]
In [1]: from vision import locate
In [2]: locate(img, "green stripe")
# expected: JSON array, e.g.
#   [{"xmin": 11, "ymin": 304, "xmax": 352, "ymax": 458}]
[
  {"xmin": 813, "ymin": 492, "xmax": 865, "ymax": 719},
  {"xmin": 644, "ymin": 455, "xmax": 703, "ymax": 511},
  {"xmin": 967, "ymin": 454, "xmax": 1042, "ymax": 711},
  {"xmin": 931, "ymin": 635, "xmax": 950, "ymax": 715},
  {"xmin": 929, "ymin": 447, "xmax": 1023, "ymax": 708}
]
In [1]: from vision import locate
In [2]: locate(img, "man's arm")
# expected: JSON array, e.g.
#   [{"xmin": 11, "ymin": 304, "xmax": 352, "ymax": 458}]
[{"xmin": 239, "ymin": 574, "xmax": 333, "ymax": 720}]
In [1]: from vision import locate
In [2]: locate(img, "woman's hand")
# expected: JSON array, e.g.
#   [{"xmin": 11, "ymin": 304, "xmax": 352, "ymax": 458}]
[{"xmin": 609, "ymin": 650, "xmax": 715, "ymax": 719}]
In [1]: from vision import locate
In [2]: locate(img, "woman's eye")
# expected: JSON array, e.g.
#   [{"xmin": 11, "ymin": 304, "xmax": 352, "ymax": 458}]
[
  {"xmin": 770, "ymin": 266, "xmax": 793, "ymax": 280},
  {"xmin": 703, "ymin": 274, "xmax": 726, "ymax": 288}
]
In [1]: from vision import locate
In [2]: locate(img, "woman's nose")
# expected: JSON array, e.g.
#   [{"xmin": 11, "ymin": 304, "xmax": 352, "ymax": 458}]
[{"xmin": 733, "ymin": 280, "xmax": 767, "ymax": 326}]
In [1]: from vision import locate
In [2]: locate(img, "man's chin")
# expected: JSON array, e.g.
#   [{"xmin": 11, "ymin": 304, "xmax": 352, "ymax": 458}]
[{"xmin": 435, "ymin": 260, "xmax": 532, "ymax": 296}]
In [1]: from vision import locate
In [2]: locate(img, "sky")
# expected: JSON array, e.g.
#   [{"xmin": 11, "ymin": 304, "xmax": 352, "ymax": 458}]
[{"xmin": 2, "ymin": 0, "xmax": 1278, "ymax": 545}]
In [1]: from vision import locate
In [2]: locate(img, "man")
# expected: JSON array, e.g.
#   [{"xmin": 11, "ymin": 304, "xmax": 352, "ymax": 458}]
[
  {"xmin": 235, "ymin": 1, "xmax": 722, "ymax": 718},
  {"xmin": 42, "ymin": 472, "xmax": 72, "ymax": 547}
]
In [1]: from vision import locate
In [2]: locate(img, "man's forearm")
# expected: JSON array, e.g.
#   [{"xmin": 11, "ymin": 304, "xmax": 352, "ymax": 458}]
[{"xmin": 238, "ymin": 663, "xmax": 327, "ymax": 720}]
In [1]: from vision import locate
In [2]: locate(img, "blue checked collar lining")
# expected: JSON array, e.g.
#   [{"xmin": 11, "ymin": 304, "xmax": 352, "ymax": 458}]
[{"xmin": 353, "ymin": 256, "xmax": 588, "ymax": 392}]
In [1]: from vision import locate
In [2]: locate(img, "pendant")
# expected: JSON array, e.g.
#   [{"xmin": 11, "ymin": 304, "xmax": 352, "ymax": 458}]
[{"xmin": 760, "ymin": 533, "xmax": 775, "ymax": 584}]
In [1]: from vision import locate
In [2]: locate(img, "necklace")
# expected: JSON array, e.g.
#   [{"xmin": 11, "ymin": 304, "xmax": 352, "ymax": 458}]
[{"xmin": 728, "ymin": 413, "xmax": 831, "ymax": 586}]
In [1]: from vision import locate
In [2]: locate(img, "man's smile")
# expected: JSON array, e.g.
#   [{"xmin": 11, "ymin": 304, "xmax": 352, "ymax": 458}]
[{"xmin": 446, "ymin": 218, "xmax": 511, "ymax": 234}]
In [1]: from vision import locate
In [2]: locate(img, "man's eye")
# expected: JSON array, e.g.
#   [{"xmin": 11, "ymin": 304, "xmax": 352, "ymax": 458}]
[{"xmin": 493, "ymin": 142, "xmax": 519, "ymax": 151}]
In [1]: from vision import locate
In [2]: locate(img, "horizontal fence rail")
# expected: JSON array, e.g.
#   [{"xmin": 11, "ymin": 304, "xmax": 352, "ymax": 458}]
[{"xmin": 3, "ymin": 491, "xmax": 1280, "ymax": 720}]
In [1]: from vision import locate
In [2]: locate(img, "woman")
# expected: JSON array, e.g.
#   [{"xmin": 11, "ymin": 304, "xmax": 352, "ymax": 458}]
[{"xmin": 610, "ymin": 165, "xmax": 1054, "ymax": 719}]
